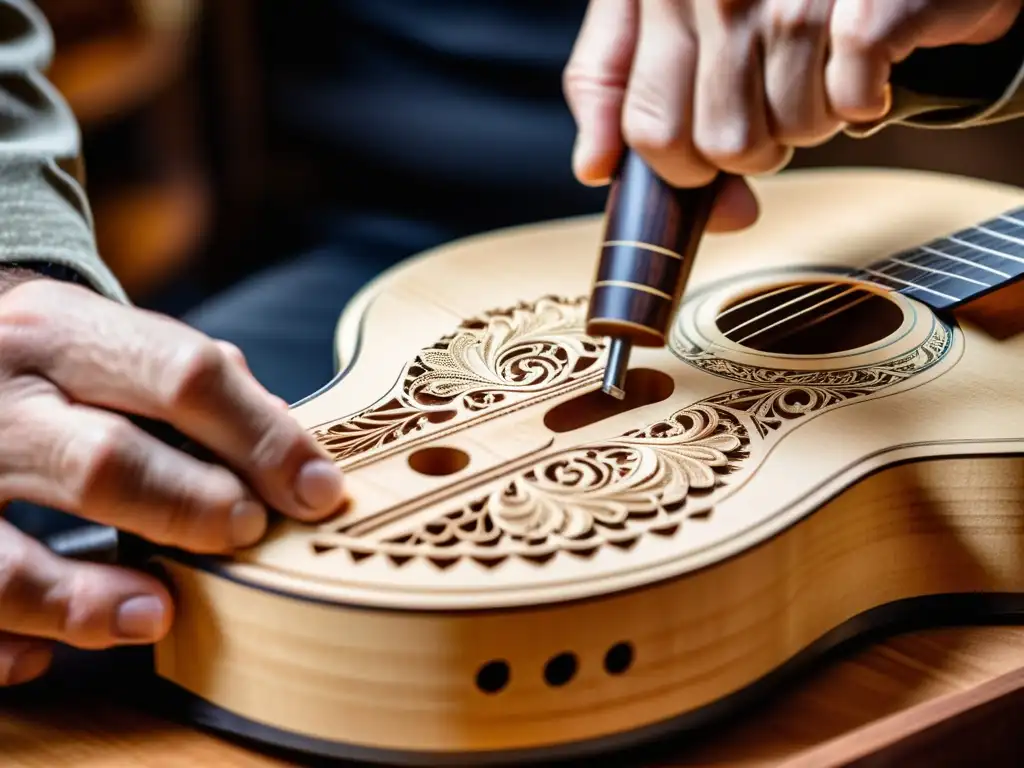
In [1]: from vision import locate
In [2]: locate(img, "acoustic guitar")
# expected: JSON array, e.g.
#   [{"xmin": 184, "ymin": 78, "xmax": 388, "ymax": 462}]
[{"xmin": 142, "ymin": 166, "xmax": 1024, "ymax": 766}]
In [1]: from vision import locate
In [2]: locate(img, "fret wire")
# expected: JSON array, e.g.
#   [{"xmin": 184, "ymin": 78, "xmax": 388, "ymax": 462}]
[
  {"xmin": 976, "ymin": 224, "xmax": 1024, "ymax": 246},
  {"xmin": 947, "ymin": 235, "xmax": 1024, "ymax": 265},
  {"xmin": 859, "ymin": 267, "xmax": 958, "ymax": 301},
  {"xmin": 941, "ymin": 241, "xmax": 1024, "ymax": 274},
  {"xmin": 912, "ymin": 245, "xmax": 1011, "ymax": 278},
  {"xmin": 987, "ymin": 215, "xmax": 1023, "ymax": 234},
  {"xmin": 872, "ymin": 249, "xmax": 990, "ymax": 298},
  {"xmin": 885, "ymin": 256, "xmax": 990, "ymax": 288},
  {"xmin": 902, "ymin": 245, "xmax": 1014, "ymax": 281}
]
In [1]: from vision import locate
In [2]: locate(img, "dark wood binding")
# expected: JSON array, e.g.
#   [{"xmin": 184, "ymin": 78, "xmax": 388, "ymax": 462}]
[{"xmin": 586, "ymin": 151, "xmax": 723, "ymax": 345}]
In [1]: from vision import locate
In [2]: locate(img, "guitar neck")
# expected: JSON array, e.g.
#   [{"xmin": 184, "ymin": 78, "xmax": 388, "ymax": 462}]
[{"xmin": 856, "ymin": 206, "xmax": 1024, "ymax": 311}]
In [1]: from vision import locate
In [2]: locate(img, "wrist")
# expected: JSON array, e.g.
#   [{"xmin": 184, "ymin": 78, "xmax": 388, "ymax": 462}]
[
  {"xmin": 0, "ymin": 265, "xmax": 48, "ymax": 297},
  {"xmin": 0, "ymin": 261, "xmax": 97, "ymax": 294}
]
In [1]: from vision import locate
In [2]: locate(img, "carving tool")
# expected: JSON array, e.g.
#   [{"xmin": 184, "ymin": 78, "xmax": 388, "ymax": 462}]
[{"xmin": 586, "ymin": 150, "xmax": 724, "ymax": 399}]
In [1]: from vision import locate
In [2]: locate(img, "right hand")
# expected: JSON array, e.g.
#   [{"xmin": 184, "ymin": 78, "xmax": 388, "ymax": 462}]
[{"xmin": 0, "ymin": 277, "xmax": 347, "ymax": 686}]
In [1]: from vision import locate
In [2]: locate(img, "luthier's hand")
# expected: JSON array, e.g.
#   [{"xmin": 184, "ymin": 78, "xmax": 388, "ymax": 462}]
[
  {"xmin": 564, "ymin": 0, "xmax": 1022, "ymax": 231},
  {"xmin": 0, "ymin": 276, "xmax": 346, "ymax": 686}
]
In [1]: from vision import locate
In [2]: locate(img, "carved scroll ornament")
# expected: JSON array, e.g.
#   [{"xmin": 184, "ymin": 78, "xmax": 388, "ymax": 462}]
[{"xmin": 309, "ymin": 295, "xmax": 953, "ymax": 569}]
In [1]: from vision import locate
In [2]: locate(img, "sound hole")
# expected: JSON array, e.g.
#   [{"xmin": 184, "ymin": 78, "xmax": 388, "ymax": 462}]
[
  {"xmin": 715, "ymin": 280, "xmax": 904, "ymax": 355},
  {"xmin": 407, "ymin": 446, "xmax": 470, "ymax": 476}
]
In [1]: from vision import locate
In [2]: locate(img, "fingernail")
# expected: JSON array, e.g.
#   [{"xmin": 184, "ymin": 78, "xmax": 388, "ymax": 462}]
[
  {"xmin": 296, "ymin": 459, "xmax": 346, "ymax": 514},
  {"xmin": 8, "ymin": 648, "xmax": 51, "ymax": 686},
  {"xmin": 115, "ymin": 595, "xmax": 166, "ymax": 641},
  {"xmin": 231, "ymin": 500, "xmax": 268, "ymax": 548},
  {"xmin": 572, "ymin": 135, "xmax": 599, "ymax": 184}
]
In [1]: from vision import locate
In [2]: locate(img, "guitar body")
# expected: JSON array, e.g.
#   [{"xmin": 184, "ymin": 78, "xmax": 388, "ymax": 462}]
[{"xmin": 149, "ymin": 168, "xmax": 1024, "ymax": 765}]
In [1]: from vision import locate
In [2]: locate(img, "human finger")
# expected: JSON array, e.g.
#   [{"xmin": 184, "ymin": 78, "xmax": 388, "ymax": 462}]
[
  {"xmin": 620, "ymin": 0, "xmax": 717, "ymax": 188},
  {"xmin": 0, "ymin": 631, "xmax": 52, "ymax": 687},
  {"xmin": 824, "ymin": 0, "xmax": 900, "ymax": 122},
  {"xmin": 761, "ymin": 0, "xmax": 843, "ymax": 146},
  {"xmin": 0, "ymin": 519, "xmax": 173, "ymax": 651},
  {"xmin": 215, "ymin": 339, "xmax": 290, "ymax": 410},
  {"xmin": 0, "ymin": 280, "xmax": 344, "ymax": 523},
  {"xmin": 564, "ymin": 0, "xmax": 640, "ymax": 185},
  {"xmin": 706, "ymin": 175, "xmax": 762, "ymax": 233},
  {"xmin": 690, "ymin": 0, "xmax": 791, "ymax": 177},
  {"xmin": 0, "ymin": 393, "xmax": 268, "ymax": 554}
]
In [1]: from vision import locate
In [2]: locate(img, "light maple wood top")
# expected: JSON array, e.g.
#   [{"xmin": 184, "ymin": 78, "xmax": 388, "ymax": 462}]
[{"xmin": 4, "ymin": 625, "xmax": 1024, "ymax": 767}]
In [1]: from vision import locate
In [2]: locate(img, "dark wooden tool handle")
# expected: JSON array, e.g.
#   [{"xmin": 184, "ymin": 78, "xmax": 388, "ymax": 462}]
[{"xmin": 586, "ymin": 150, "xmax": 724, "ymax": 347}]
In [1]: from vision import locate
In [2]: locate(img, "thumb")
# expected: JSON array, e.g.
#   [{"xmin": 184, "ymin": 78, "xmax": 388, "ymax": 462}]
[{"xmin": 563, "ymin": 0, "xmax": 639, "ymax": 186}]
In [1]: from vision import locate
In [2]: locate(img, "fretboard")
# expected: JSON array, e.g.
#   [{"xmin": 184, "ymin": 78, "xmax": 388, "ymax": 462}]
[{"xmin": 856, "ymin": 206, "xmax": 1024, "ymax": 311}]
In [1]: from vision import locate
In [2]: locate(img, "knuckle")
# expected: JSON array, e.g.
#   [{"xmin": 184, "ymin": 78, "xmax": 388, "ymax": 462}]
[
  {"xmin": 216, "ymin": 340, "xmax": 246, "ymax": 366},
  {"xmin": 68, "ymin": 419, "xmax": 136, "ymax": 501},
  {"xmin": 157, "ymin": 478, "xmax": 238, "ymax": 553},
  {"xmin": 0, "ymin": 535, "xmax": 33, "ymax": 611},
  {"xmin": 164, "ymin": 340, "xmax": 229, "ymax": 410},
  {"xmin": 44, "ymin": 568, "xmax": 121, "ymax": 650},
  {"xmin": 48, "ymin": 569, "xmax": 94, "ymax": 645},
  {"xmin": 693, "ymin": 120, "xmax": 758, "ymax": 162},
  {"xmin": 716, "ymin": 0, "xmax": 759, "ymax": 22},
  {"xmin": 764, "ymin": 0, "xmax": 828, "ymax": 37},
  {"xmin": 561, "ymin": 63, "xmax": 623, "ymax": 112},
  {"xmin": 0, "ymin": 289, "xmax": 53, "ymax": 364},
  {"xmin": 248, "ymin": 418, "xmax": 301, "ymax": 476},
  {"xmin": 0, "ymin": 323, "xmax": 34, "ymax": 366},
  {"xmin": 623, "ymin": 88, "xmax": 686, "ymax": 155},
  {"xmin": 829, "ymin": 0, "xmax": 903, "ymax": 55}
]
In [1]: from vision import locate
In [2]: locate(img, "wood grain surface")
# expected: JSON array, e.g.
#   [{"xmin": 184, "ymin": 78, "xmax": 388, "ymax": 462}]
[{"xmin": 3, "ymin": 625, "xmax": 1024, "ymax": 767}]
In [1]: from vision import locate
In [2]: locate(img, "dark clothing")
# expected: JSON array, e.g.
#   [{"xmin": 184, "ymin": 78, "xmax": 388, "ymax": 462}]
[{"xmin": 256, "ymin": 0, "xmax": 604, "ymax": 241}]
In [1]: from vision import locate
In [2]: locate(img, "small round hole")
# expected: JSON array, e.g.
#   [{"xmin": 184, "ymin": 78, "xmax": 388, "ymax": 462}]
[
  {"xmin": 475, "ymin": 660, "xmax": 510, "ymax": 694},
  {"xmin": 544, "ymin": 652, "xmax": 578, "ymax": 687},
  {"xmin": 604, "ymin": 642, "xmax": 634, "ymax": 675},
  {"xmin": 407, "ymin": 446, "xmax": 470, "ymax": 477}
]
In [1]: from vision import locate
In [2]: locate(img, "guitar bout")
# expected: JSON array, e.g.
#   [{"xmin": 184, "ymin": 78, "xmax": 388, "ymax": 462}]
[{"xmin": 144, "ymin": 169, "xmax": 1024, "ymax": 765}]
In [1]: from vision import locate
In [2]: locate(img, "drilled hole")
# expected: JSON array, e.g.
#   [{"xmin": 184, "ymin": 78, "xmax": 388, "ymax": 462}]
[
  {"xmin": 407, "ymin": 446, "xmax": 470, "ymax": 477},
  {"xmin": 604, "ymin": 642, "xmax": 634, "ymax": 675},
  {"xmin": 475, "ymin": 660, "xmax": 510, "ymax": 694},
  {"xmin": 543, "ymin": 368, "xmax": 674, "ymax": 434},
  {"xmin": 544, "ymin": 652, "xmax": 578, "ymax": 687}
]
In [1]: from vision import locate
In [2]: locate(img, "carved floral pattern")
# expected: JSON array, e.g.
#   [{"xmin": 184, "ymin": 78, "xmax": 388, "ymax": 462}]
[
  {"xmin": 379, "ymin": 404, "xmax": 747, "ymax": 564},
  {"xmin": 313, "ymin": 296, "xmax": 606, "ymax": 464},
  {"xmin": 309, "ymin": 296, "xmax": 954, "ymax": 568},
  {"xmin": 671, "ymin": 318, "xmax": 952, "ymax": 436}
]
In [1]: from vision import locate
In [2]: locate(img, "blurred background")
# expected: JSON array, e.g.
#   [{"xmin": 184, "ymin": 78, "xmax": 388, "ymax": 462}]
[{"xmin": 39, "ymin": 0, "xmax": 1024, "ymax": 318}]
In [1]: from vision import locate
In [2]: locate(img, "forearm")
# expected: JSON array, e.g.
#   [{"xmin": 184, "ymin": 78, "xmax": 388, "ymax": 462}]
[
  {"xmin": 0, "ymin": 1, "xmax": 127, "ymax": 304},
  {"xmin": 848, "ymin": 6, "xmax": 1024, "ymax": 136}
]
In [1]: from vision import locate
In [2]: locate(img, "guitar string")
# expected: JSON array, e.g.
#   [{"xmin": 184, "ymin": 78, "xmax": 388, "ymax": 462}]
[
  {"xmin": 735, "ymin": 287, "xmax": 878, "ymax": 348},
  {"xmin": 732, "ymin": 284, "xmax": 864, "ymax": 346},
  {"xmin": 714, "ymin": 233, "xmax": 1017, "ymax": 346},
  {"xmin": 716, "ymin": 266, "xmax": 907, "ymax": 345}
]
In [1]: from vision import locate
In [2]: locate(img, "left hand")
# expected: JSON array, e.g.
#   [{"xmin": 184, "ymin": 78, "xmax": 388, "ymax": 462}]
[{"xmin": 563, "ymin": 0, "xmax": 1022, "ymax": 232}]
